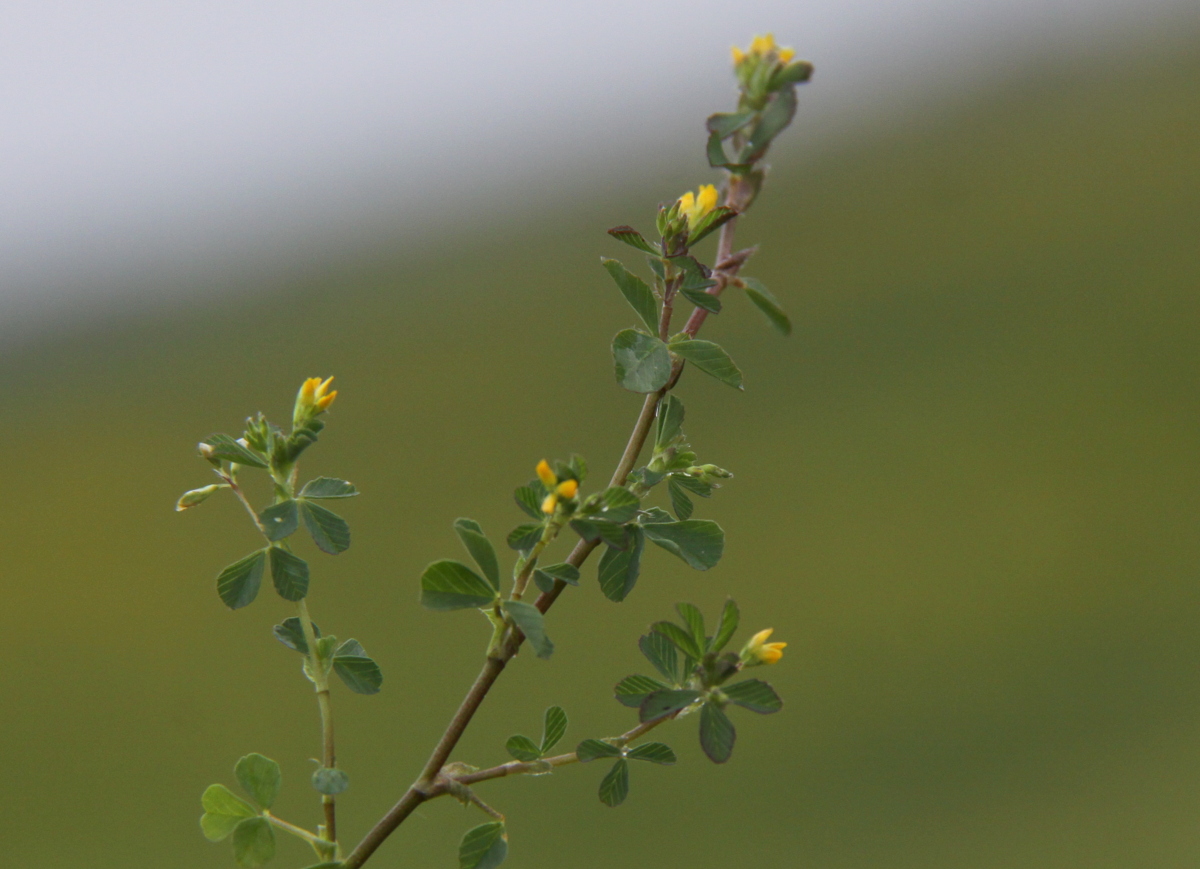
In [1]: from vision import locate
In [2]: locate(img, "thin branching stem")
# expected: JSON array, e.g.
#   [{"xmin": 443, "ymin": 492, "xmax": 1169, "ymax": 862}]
[
  {"xmin": 453, "ymin": 710, "xmax": 682, "ymax": 787},
  {"xmin": 341, "ymin": 178, "xmax": 746, "ymax": 869}
]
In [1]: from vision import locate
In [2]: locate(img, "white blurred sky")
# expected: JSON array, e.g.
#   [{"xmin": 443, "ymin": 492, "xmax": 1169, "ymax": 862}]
[{"xmin": 0, "ymin": 0, "xmax": 1190, "ymax": 332}]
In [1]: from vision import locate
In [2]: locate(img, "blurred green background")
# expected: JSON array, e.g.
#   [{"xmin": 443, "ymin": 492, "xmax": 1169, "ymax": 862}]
[{"xmin": 4, "ymin": 22, "xmax": 1200, "ymax": 869}]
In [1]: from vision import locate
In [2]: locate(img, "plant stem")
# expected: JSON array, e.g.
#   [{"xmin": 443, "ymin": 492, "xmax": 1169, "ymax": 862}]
[
  {"xmin": 341, "ymin": 175, "xmax": 746, "ymax": 869},
  {"xmin": 296, "ymin": 597, "xmax": 338, "ymax": 844},
  {"xmin": 453, "ymin": 710, "xmax": 682, "ymax": 787},
  {"xmin": 263, "ymin": 811, "xmax": 335, "ymax": 849},
  {"xmin": 222, "ymin": 473, "xmax": 269, "ymax": 536}
]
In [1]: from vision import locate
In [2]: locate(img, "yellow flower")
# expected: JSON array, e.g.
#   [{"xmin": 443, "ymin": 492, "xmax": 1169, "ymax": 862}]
[
  {"xmin": 536, "ymin": 459, "xmax": 557, "ymax": 489},
  {"xmin": 742, "ymin": 628, "xmax": 787, "ymax": 666},
  {"xmin": 535, "ymin": 461, "xmax": 579, "ymax": 514},
  {"xmin": 750, "ymin": 33, "xmax": 776, "ymax": 55},
  {"xmin": 294, "ymin": 376, "xmax": 337, "ymax": 425},
  {"xmin": 732, "ymin": 33, "xmax": 796, "ymax": 67},
  {"xmin": 677, "ymin": 184, "xmax": 719, "ymax": 231}
]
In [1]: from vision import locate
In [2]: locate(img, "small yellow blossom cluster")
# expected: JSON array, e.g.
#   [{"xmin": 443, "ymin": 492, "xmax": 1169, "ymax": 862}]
[
  {"xmin": 536, "ymin": 459, "xmax": 579, "ymax": 514},
  {"xmin": 677, "ymin": 184, "xmax": 719, "ymax": 232},
  {"xmin": 730, "ymin": 33, "xmax": 795, "ymax": 67},
  {"xmin": 294, "ymin": 376, "xmax": 337, "ymax": 425},
  {"xmin": 741, "ymin": 627, "xmax": 787, "ymax": 666}
]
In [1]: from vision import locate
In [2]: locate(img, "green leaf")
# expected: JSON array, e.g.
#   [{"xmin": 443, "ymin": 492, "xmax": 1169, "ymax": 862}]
[
  {"xmin": 670, "ymin": 473, "xmax": 713, "ymax": 497},
  {"xmin": 640, "ymin": 506, "xmax": 674, "ymax": 524},
  {"xmin": 614, "ymin": 674, "xmax": 669, "ymax": 708},
  {"xmin": 601, "ymin": 257, "xmax": 660, "ymax": 334},
  {"xmin": 273, "ymin": 616, "xmax": 319, "ymax": 654},
  {"xmin": 299, "ymin": 477, "xmax": 359, "ymax": 499},
  {"xmin": 711, "ymin": 598, "xmax": 740, "ymax": 653},
  {"xmin": 650, "ymin": 621, "xmax": 703, "ymax": 660},
  {"xmin": 639, "ymin": 632, "xmax": 679, "ymax": 683},
  {"xmin": 744, "ymin": 86, "xmax": 797, "ymax": 161},
  {"xmin": 200, "ymin": 784, "xmax": 257, "ymax": 842},
  {"xmin": 576, "ymin": 739, "xmax": 622, "ymax": 762},
  {"xmin": 420, "ymin": 559, "xmax": 497, "ymax": 611},
  {"xmin": 687, "ymin": 205, "xmax": 739, "ymax": 246},
  {"xmin": 679, "ymin": 286, "xmax": 722, "ymax": 313},
  {"xmin": 676, "ymin": 603, "xmax": 706, "ymax": 649},
  {"xmin": 506, "ymin": 522, "xmax": 544, "ymax": 553},
  {"xmin": 706, "ymin": 130, "xmax": 739, "ymax": 170},
  {"xmin": 235, "ymin": 753, "xmax": 281, "ymax": 810},
  {"xmin": 258, "ymin": 500, "xmax": 299, "ymax": 541},
  {"xmin": 513, "ymin": 485, "xmax": 543, "ymax": 520},
  {"xmin": 541, "ymin": 705, "xmax": 568, "ymax": 753},
  {"xmin": 505, "ymin": 735, "xmax": 542, "ymax": 762},
  {"xmin": 202, "ymin": 433, "xmax": 268, "ymax": 469},
  {"xmin": 668, "ymin": 338, "xmax": 743, "ymax": 389},
  {"xmin": 333, "ymin": 645, "xmax": 383, "ymax": 695},
  {"xmin": 654, "ymin": 394, "xmax": 685, "ymax": 450},
  {"xmin": 667, "ymin": 477, "xmax": 693, "ymax": 519},
  {"xmin": 217, "ymin": 550, "xmax": 267, "ymax": 610},
  {"xmin": 641, "ymin": 520, "xmax": 725, "ymax": 570},
  {"xmin": 770, "ymin": 60, "xmax": 814, "ymax": 88},
  {"xmin": 741, "ymin": 277, "xmax": 792, "ymax": 336},
  {"xmin": 723, "ymin": 678, "xmax": 783, "ymax": 714},
  {"xmin": 699, "ymin": 702, "xmax": 736, "ymax": 763},
  {"xmin": 459, "ymin": 821, "xmax": 507, "ymax": 869},
  {"xmin": 598, "ymin": 486, "xmax": 640, "ymax": 523},
  {"xmin": 569, "ymin": 454, "xmax": 588, "ymax": 482},
  {"xmin": 706, "ymin": 110, "xmax": 756, "ymax": 138},
  {"xmin": 314, "ymin": 635, "xmax": 339, "ymax": 663},
  {"xmin": 570, "ymin": 518, "xmax": 629, "ymax": 549},
  {"xmin": 268, "ymin": 547, "xmax": 309, "ymax": 601},
  {"xmin": 627, "ymin": 742, "xmax": 677, "ymax": 765},
  {"xmin": 298, "ymin": 500, "xmax": 350, "ymax": 554},
  {"xmin": 599, "ymin": 758, "xmax": 630, "ymax": 807},
  {"xmin": 611, "ymin": 329, "xmax": 672, "ymax": 394},
  {"xmin": 607, "ymin": 225, "xmax": 661, "ymax": 256},
  {"xmin": 312, "ymin": 766, "xmax": 349, "ymax": 795},
  {"xmin": 231, "ymin": 816, "xmax": 275, "ymax": 868},
  {"xmin": 453, "ymin": 518, "xmax": 501, "ymax": 591},
  {"xmin": 597, "ymin": 526, "xmax": 644, "ymax": 602},
  {"xmin": 639, "ymin": 688, "xmax": 702, "ymax": 722},
  {"xmin": 502, "ymin": 600, "xmax": 553, "ymax": 659},
  {"xmin": 533, "ymin": 562, "xmax": 580, "ymax": 592}
]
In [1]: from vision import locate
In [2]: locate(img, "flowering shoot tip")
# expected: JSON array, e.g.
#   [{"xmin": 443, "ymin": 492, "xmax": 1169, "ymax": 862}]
[{"xmin": 742, "ymin": 627, "xmax": 787, "ymax": 666}]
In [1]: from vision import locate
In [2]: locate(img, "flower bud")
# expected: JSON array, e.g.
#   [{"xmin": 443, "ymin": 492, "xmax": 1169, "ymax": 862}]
[
  {"xmin": 741, "ymin": 628, "xmax": 786, "ymax": 666},
  {"xmin": 294, "ymin": 376, "xmax": 338, "ymax": 427},
  {"xmin": 536, "ymin": 459, "xmax": 557, "ymax": 489},
  {"xmin": 175, "ymin": 483, "xmax": 226, "ymax": 511}
]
